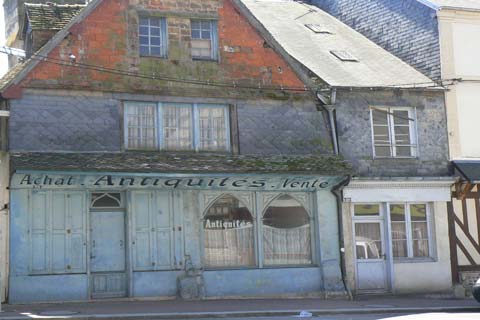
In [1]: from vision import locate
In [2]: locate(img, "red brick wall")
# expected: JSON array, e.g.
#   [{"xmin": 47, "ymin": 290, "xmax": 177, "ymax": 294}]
[{"xmin": 20, "ymin": 0, "xmax": 306, "ymax": 98}]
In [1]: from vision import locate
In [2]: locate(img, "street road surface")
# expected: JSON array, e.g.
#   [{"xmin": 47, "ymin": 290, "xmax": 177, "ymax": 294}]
[{"xmin": 171, "ymin": 312, "xmax": 480, "ymax": 320}]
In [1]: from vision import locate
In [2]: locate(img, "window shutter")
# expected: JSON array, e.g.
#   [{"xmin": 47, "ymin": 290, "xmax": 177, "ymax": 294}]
[
  {"xmin": 154, "ymin": 192, "xmax": 172, "ymax": 268},
  {"xmin": 211, "ymin": 20, "xmax": 218, "ymax": 61},
  {"xmin": 30, "ymin": 191, "xmax": 49, "ymax": 273},
  {"xmin": 67, "ymin": 192, "xmax": 87, "ymax": 272},
  {"xmin": 30, "ymin": 191, "xmax": 87, "ymax": 274},
  {"xmin": 132, "ymin": 191, "xmax": 173, "ymax": 271},
  {"xmin": 132, "ymin": 191, "xmax": 155, "ymax": 270},
  {"xmin": 51, "ymin": 192, "xmax": 67, "ymax": 272}
]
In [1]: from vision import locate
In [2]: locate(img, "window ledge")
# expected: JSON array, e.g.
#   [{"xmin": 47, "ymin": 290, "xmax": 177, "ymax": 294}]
[{"xmin": 393, "ymin": 257, "xmax": 436, "ymax": 264}]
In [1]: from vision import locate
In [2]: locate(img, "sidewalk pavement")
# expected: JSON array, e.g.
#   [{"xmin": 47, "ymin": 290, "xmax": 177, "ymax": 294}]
[{"xmin": 0, "ymin": 295, "xmax": 479, "ymax": 319}]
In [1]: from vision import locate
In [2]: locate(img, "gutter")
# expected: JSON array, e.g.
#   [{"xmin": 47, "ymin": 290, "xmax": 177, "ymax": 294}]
[{"xmin": 331, "ymin": 175, "xmax": 352, "ymax": 299}]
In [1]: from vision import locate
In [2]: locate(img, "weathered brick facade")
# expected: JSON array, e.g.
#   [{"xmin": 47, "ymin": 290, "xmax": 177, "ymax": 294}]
[{"xmin": 20, "ymin": 0, "xmax": 305, "ymax": 99}]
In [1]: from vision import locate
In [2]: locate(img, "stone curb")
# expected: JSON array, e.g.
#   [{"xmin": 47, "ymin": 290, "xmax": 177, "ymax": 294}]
[{"xmin": 0, "ymin": 306, "xmax": 479, "ymax": 319}]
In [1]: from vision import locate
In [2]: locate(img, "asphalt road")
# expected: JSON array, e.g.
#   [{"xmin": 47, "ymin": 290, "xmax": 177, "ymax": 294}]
[{"xmin": 171, "ymin": 312, "xmax": 480, "ymax": 320}]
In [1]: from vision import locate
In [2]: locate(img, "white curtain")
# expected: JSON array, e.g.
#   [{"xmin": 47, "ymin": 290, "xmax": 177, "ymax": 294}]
[
  {"xmin": 263, "ymin": 224, "xmax": 311, "ymax": 265},
  {"xmin": 204, "ymin": 225, "xmax": 254, "ymax": 267}
]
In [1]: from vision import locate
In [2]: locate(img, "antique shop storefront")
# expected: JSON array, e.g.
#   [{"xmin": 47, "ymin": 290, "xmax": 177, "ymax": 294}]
[{"xmin": 8, "ymin": 155, "xmax": 350, "ymax": 303}]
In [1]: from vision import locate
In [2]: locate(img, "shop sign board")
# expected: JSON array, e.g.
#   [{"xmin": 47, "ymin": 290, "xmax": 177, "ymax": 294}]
[{"xmin": 11, "ymin": 172, "xmax": 345, "ymax": 191}]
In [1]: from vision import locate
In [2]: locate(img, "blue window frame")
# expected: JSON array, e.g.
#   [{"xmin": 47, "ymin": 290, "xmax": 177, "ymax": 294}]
[
  {"xmin": 124, "ymin": 102, "xmax": 230, "ymax": 152},
  {"xmin": 190, "ymin": 19, "xmax": 218, "ymax": 61},
  {"xmin": 139, "ymin": 17, "xmax": 168, "ymax": 57}
]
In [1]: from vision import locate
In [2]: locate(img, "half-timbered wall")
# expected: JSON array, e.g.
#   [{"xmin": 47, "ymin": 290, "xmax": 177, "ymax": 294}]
[{"xmin": 448, "ymin": 184, "xmax": 480, "ymax": 295}]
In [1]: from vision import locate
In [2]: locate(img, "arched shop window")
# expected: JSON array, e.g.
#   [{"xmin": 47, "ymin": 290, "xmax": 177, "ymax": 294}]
[
  {"xmin": 203, "ymin": 194, "xmax": 255, "ymax": 267},
  {"xmin": 91, "ymin": 193, "xmax": 123, "ymax": 208},
  {"xmin": 263, "ymin": 195, "xmax": 312, "ymax": 265}
]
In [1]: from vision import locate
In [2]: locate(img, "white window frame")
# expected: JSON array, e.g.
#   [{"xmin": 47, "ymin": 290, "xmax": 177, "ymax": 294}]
[
  {"xmin": 370, "ymin": 106, "xmax": 418, "ymax": 158},
  {"xmin": 387, "ymin": 202, "xmax": 433, "ymax": 260},
  {"xmin": 124, "ymin": 102, "xmax": 231, "ymax": 152}
]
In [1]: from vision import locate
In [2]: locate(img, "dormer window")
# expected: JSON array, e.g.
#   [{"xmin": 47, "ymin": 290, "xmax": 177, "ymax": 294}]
[
  {"xmin": 139, "ymin": 17, "xmax": 168, "ymax": 58},
  {"xmin": 330, "ymin": 50, "xmax": 358, "ymax": 62},
  {"xmin": 190, "ymin": 20, "xmax": 218, "ymax": 61},
  {"xmin": 305, "ymin": 24, "xmax": 332, "ymax": 34}
]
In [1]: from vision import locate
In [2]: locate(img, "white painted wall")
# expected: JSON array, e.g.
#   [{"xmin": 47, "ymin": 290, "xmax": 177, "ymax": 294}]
[
  {"xmin": 343, "ymin": 182, "xmax": 452, "ymax": 294},
  {"xmin": 392, "ymin": 202, "xmax": 452, "ymax": 293},
  {"xmin": 438, "ymin": 11, "xmax": 480, "ymax": 159}
]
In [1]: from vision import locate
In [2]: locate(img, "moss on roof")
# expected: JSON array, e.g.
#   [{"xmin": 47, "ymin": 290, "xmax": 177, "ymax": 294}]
[
  {"xmin": 25, "ymin": 3, "xmax": 86, "ymax": 31},
  {"xmin": 11, "ymin": 152, "xmax": 352, "ymax": 175}
]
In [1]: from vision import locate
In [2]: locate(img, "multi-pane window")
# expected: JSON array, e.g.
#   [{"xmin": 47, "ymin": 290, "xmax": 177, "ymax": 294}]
[
  {"xmin": 202, "ymin": 193, "xmax": 313, "ymax": 269},
  {"xmin": 371, "ymin": 107, "xmax": 417, "ymax": 158},
  {"xmin": 139, "ymin": 17, "xmax": 168, "ymax": 57},
  {"xmin": 390, "ymin": 203, "xmax": 430, "ymax": 258},
  {"xmin": 191, "ymin": 19, "xmax": 218, "ymax": 60},
  {"xmin": 263, "ymin": 195, "xmax": 312, "ymax": 265},
  {"xmin": 124, "ymin": 102, "xmax": 230, "ymax": 151}
]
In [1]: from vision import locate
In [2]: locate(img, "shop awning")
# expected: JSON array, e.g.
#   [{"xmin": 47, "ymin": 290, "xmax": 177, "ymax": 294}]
[
  {"xmin": 10, "ymin": 152, "xmax": 351, "ymax": 176},
  {"xmin": 452, "ymin": 160, "xmax": 480, "ymax": 183}
]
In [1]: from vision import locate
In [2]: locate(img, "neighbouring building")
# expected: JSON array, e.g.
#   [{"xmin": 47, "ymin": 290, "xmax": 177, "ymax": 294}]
[
  {"xmin": 309, "ymin": 0, "xmax": 480, "ymax": 297},
  {"xmin": 238, "ymin": 0, "xmax": 452, "ymax": 295},
  {"xmin": 0, "ymin": 0, "xmax": 452, "ymax": 303}
]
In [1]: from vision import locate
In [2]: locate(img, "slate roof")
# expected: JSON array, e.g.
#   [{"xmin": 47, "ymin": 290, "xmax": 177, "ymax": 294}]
[
  {"xmin": 419, "ymin": 0, "xmax": 480, "ymax": 10},
  {"xmin": 238, "ymin": 0, "xmax": 435, "ymax": 88},
  {"xmin": 25, "ymin": 3, "xmax": 86, "ymax": 31},
  {"xmin": 10, "ymin": 152, "xmax": 352, "ymax": 175},
  {"xmin": 0, "ymin": 61, "xmax": 28, "ymax": 93}
]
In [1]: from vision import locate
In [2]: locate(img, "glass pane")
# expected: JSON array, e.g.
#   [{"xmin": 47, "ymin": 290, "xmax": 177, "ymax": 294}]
[
  {"xmin": 396, "ymin": 146, "xmax": 412, "ymax": 157},
  {"xmin": 139, "ymin": 17, "xmax": 148, "ymax": 26},
  {"xmin": 410, "ymin": 204, "xmax": 427, "ymax": 221},
  {"xmin": 140, "ymin": 45, "xmax": 149, "ymax": 56},
  {"xmin": 139, "ymin": 26, "xmax": 149, "ymax": 35},
  {"xmin": 355, "ymin": 223, "xmax": 382, "ymax": 259},
  {"xmin": 411, "ymin": 222, "xmax": 428, "ymax": 239},
  {"xmin": 191, "ymin": 39, "xmax": 212, "ymax": 58},
  {"xmin": 394, "ymin": 125, "xmax": 410, "ymax": 143},
  {"xmin": 191, "ymin": 20, "xmax": 201, "ymax": 30},
  {"xmin": 263, "ymin": 195, "xmax": 311, "ymax": 265},
  {"xmin": 162, "ymin": 104, "xmax": 193, "ymax": 150},
  {"xmin": 191, "ymin": 30, "xmax": 200, "ymax": 39},
  {"xmin": 392, "ymin": 239, "xmax": 408, "ymax": 257},
  {"xmin": 354, "ymin": 204, "xmax": 380, "ymax": 216},
  {"xmin": 150, "ymin": 18, "xmax": 160, "ymax": 27},
  {"xmin": 151, "ymin": 46, "xmax": 161, "ymax": 56},
  {"xmin": 150, "ymin": 27, "xmax": 160, "ymax": 36},
  {"xmin": 204, "ymin": 195, "xmax": 254, "ymax": 267},
  {"xmin": 198, "ymin": 106, "xmax": 227, "ymax": 151},
  {"xmin": 139, "ymin": 36, "xmax": 149, "ymax": 45},
  {"xmin": 126, "ymin": 104, "xmax": 157, "ymax": 150},
  {"xmin": 372, "ymin": 109, "xmax": 388, "ymax": 125},
  {"xmin": 413, "ymin": 239, "xmax": 429, "ymax": 257},
  {"xmin": 392, "ymin": 110, "xmax": 410, "ymax": 125},
  {"xmin": 91, "ymin": 193, "xmax": 122, "ymax": 208},
  {"xmin": 390, "ymin": 204, "xmax": 405, "ymax": 221},
  {"xmin": 375, "ymin": 146, "xmax": 391, "ymax": 157},
  {"xmin": 201, "ymin": 30, "xmax": 211, "ymax": 39}
]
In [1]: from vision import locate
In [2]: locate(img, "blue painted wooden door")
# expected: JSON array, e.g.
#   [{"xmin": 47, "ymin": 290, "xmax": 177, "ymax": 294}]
[
  {"xmin": 91, "ymin": 211, "xmax": 125, "ymax": 272},
  {"xmin": 90, "ymin": 210, "xmax": 127, "ymax": 298}
]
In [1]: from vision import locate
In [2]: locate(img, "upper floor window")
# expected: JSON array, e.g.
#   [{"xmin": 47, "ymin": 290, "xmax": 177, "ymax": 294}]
[
  {"xmin": 370, "ymin": 107, "xmax": 417, "ymax": 158},
  {"xmin": 139, "ymin": 17, "xmax": 168, "ymax": 57},
  {"xmin": 124, "ymin": 102, "xmax": 230, "ymax": 152},
  {"xmin": 191, "ymin": 19, "xmax": 218, "ymax": 61}
]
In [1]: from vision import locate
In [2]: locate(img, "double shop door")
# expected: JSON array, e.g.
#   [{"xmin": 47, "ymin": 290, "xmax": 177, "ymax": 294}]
[{"xmin": 88, "ymin": 191, "xmax": 182, "ymax": 299}]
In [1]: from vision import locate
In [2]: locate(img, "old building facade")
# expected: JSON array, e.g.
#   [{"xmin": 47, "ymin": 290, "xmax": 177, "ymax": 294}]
[{"xmin": 0, "ymin": 0, "xmax": 452, "ymax": 302}]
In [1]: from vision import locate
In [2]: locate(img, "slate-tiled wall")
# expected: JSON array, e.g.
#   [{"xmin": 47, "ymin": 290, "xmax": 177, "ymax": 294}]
[
  {"xmin": 310, "ymin": 0, "xmax": 441, "ymax": 80},
  {"xmin": 335, "ymin": 88, "xmax": 449, "ymax": 177},
  {"xmin": 8, "ymin": 92, "xmax": 334, "ymax": 155}
]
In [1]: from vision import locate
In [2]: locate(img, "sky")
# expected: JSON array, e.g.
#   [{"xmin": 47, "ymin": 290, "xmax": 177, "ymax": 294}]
[{"xmin": 0, "ymin": 1, "xmax": 7, "ymax": 78}]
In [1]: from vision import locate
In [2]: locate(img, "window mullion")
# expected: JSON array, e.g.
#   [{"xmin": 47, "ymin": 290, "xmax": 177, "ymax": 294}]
[
  {"xmin": 405, "ymin": 203, "xmax": 413, "ymax": 258},
  {"xmin": 193, "ymin": 104, "xmax": 199, "ymax": 151},
  {"xmin": 157, "ymin": 103, "xmax": 163, "ymax": 150},
  {"xmin": 388, "ymin": 110, "xmax": 396, "ymax": 157}
]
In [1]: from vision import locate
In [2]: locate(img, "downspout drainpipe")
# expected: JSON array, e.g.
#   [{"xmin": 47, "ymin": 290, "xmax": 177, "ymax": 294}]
[
  {"xmin": 316, "ymin": 88, "xmax": 339, "ymax": 155},
  {"xmin": 332, "ymin": 175, "xmax": 353, "ymax": 300}
]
